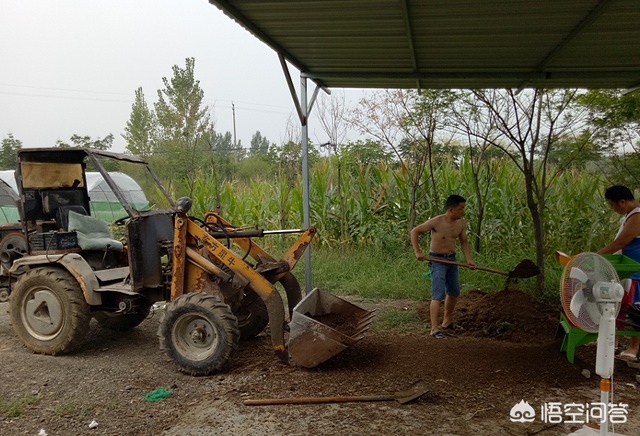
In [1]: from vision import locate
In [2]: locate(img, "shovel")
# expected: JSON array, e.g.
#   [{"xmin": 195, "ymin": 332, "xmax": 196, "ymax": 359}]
[
  {"xmin": 423, "ymin": 257, "xmax": 540, "ymax": 279},
  {"xmin": 244, "ymin": 380, "xmax": 429, "ymax": 406},
  {"xmin": 424, "ymin": 257, "xmax": 508, "ymax": 276}
]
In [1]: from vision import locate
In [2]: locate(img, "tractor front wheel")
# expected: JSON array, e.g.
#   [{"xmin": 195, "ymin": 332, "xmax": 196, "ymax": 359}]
[
  {"xmin": 158, "ymin": 293, "xmax": 239, "ymax": 376},
  {"xmin": 10, "ymin": 267, "xmax": 90, "ymax": 354}
]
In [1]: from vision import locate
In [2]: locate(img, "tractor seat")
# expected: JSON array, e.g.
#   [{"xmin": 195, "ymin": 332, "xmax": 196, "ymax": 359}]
[
  {"xmin": 67, "ymin": 210, "xmax": 123, "ymax": 252},
  {"xmin": 56, "ymin": 205, "xmax": 89, "ymax": 231}
]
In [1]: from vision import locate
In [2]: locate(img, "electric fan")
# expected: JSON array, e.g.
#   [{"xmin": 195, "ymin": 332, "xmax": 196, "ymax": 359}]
[{"xmin": 561, "ymin": 253, "xmax": 625, "ymax": 436}]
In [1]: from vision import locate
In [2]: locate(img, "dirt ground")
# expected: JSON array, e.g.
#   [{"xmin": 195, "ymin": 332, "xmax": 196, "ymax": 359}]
[{"xmin": 2, "ymin": 289, "xmax": 640, "ymax": 436}]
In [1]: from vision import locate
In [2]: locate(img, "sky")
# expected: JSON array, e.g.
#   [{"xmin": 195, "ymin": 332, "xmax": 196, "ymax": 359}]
[{"xmin": 0, "ymin": 0, "xmax": 367, "ymax": 153}]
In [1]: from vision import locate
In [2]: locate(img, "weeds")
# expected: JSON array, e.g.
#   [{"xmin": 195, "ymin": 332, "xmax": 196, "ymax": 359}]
[
  {"xmin": 496, "ymin": 320, "xmax": 514, "ymax": 334},
  {"xmin": 0, "ymin": 393, "xmax": 43, "ymax": 417},
  {"xmin": 78, "ymin": 402, "xmax": 97, "ymax": 421},
  {"xmin": 53, "ymin": 400, "xmax": 77, "ymax": 417},
  {"xmin": 371, "ymin": 307, "xmax": 424, "ymax": 333}
]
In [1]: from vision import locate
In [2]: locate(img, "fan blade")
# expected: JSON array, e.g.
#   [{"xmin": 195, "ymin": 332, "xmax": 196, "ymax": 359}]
[
  {"xmin": 569, "ymin": 267, "xmax": 589, "ymax": 283},
  {"xmin": 570, "ymin": 289, "xmax": 587, "ymax": 318},
  {"xmin": 585, "ymin": 301, "xmax": 602, "ymax": 326},
  {"xmin": 569, "ymin": 289, "xmax": 602, "ymax": 325}
]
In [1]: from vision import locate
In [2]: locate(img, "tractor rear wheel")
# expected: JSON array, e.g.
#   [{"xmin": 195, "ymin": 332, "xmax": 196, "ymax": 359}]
[
  {"xmin": 158, "ymin": 293, "xmax": 239, "ymax": 375},
  {"xmin": 10, "ymin": 267, "xmax": 90, "ymax": 354},
  {"xmin": 93, "ymin": 303, "xmax": 151, "ymax": 331},
  {"xmin": 235, "ymin": 289, "xmax": 268, "ymax": 340},
  {"xmin": 235, "ymin": 273, "xmax": 302, "ymax": 340}
]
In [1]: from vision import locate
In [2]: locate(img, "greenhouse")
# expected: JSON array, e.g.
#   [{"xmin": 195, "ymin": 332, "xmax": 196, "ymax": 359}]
[
  {"xmin": 0, "ymin": 177, "xmax": 20, "ymax": 224},
  {"xmin": 0, "ymin": 170, "xmax": 149, "ymax": 224}
]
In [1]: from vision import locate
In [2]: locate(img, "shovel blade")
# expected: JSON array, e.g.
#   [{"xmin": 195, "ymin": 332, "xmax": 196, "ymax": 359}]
[{"xmin": 395, "ymin": 380, "xmax": 430, "ymax": 404}]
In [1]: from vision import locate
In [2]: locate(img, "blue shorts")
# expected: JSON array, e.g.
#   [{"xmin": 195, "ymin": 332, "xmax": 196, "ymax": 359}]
[{"xmin": 428, "ymin": 251, "xmax": 460, "ymax": 301}]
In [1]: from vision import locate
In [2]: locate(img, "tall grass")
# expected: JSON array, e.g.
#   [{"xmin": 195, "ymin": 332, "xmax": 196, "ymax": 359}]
[{"xmin": 189, "ymin": 155, "xmax": 618, "ymax": 299}]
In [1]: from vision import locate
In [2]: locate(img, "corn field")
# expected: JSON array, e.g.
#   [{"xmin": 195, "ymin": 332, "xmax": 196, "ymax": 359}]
[{"xmin": 186, "ymin": 154, "xmax": 619, "ymax": 259}]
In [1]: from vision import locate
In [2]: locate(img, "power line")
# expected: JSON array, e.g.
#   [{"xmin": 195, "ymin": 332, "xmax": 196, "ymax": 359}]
[
  {"xmin": 0, "ymin": 90, "xmax": 131, "ymax": 104},
  {"xmin": 0, "ymin": 83, "xmax": 133, "ymax": 97},
  {"xmin": 0, "ymin": 84, "xmax": 294, "ymax": 113},
  {"xmin": 206, "ymin": 98, "xmax": 291, "ymax": 111}
]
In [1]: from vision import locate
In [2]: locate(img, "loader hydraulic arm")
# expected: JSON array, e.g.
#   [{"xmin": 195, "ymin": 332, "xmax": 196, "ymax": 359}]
[
  {"xmin": 172, "ymin": 214, "xmax": 290, "ymax": 363},
  {"xmin": 204, "ymin": 212, "xmax": 315, "ymax": 282}
]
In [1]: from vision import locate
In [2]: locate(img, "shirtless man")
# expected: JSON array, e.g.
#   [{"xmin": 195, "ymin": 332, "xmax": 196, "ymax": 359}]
[{"xmin": 410, "ymin": 195, "xmax": 476, "ymax": 339}]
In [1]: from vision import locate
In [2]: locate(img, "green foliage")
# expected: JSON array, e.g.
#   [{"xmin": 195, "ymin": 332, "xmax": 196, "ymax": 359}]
[
  {"xmin": 153, "ymin": 57, "xmax": 213, "ymax": 195},
  {"xmin": 113, "ymin": 73, "xmax": 628, "ymax": 301},
  {"xmin": 185, "ymin": 153, "xmax": 612, "ymax": 298},
  {"xmin": 249, "ymin": 131, "xmax": 270, "ymax": 157},
  {"xmin": 236, "ymin": 156, "xmax": 273, "ymax": 183},
  {"xmin": 0, "ymin": 393, "xmax": 42, "ymax": 417},
  {"xmin": 53, "ymin": 400, "xmax": 77, "ymax": 416},
  {"xmin": 0, "ymin": 133, "xmax": 22, "ymax": 170},
  {"xmin": 56, "ymin": 133, "xmax": 114, "ymax": 151},
  {"xmin": 371, "ymin": 307, "xmax": 424, "ymax": 333},
  {"xmin": 496, "ymin": 320, "xmax": 514, "ymax": 334},
  {"xmin": 154, "ymin": 57, "xmax": 209, "ymax": 137},
  {"xmin": 123, "ymin": 87, "xmax": 156, "ymax": 157},
  {"xmin": 338, "ymin": 139, "xmax": 391, "ymax": 174},
  {"xmin": 54, "ymin": 134, "xmax": 119, "ymax": 171},
  {"xmin": 579, "ymin": 89, "xmax": 640, "ymax": 186},
  {"xmin": 78, "ymin": 402, "xmax": 97, "ymax": 421}
]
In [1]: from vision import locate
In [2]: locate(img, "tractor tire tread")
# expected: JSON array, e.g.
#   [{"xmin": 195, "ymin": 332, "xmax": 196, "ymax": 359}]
[
  {"xmin": 157, "ymin": 292, "xmax": 240, "ymax": 376},
  {"xmin": 10, "ymin": 266, "xmax": 90, "ymax": 355}
]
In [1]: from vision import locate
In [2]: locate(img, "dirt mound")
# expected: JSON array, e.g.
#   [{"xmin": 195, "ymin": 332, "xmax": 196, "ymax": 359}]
[{"xmin": 417, "ymin": 289, "xmax": 561, "ymax": 343}]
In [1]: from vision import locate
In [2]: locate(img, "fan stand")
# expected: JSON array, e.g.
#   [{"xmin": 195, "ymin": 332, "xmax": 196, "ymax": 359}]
[
  {"xmin": 560, "ymin": 253, "xmax": 626, "ymax": 436},
  {"xmin": 595, "ymin": 303, "xmax": 618, "ymax": 436}
]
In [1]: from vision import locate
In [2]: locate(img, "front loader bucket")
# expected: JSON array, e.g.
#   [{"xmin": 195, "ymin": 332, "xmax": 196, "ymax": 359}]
[{"xmin": 288, "ymin": 288, "xmax": 375, "ymax": 368}]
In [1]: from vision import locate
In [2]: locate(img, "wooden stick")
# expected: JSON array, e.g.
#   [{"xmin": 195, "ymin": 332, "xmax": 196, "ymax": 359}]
[
  {"xmin": 245, "ymin": 395, "xmax": 395, "ymax": 405},
  {"xmin": 423, "ymin": 257, "xmax": 509, "ymax": 276}
]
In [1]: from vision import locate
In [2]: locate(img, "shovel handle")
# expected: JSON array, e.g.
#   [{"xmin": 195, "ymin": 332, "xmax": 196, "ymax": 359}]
[
  {"xmin": 245, "ymin": 395, "xmax": 394, "ymax": 405},
  {"xmin": 423, "ymin": 257, "xmax": 508, "ymax": 276}
]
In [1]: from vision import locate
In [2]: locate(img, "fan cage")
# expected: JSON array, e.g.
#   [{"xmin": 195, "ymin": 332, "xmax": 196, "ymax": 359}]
[{"xmin": 560, "ymin": 252, "xmax": 620, "ymax": 333}]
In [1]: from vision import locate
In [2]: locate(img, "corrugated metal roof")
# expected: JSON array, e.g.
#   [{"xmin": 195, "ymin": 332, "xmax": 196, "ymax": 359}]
[{"xmin": 209, "ymin": 0, "xmax": 640, "ymax": 89}]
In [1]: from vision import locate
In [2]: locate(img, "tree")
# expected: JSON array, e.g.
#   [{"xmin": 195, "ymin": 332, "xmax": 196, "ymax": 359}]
[
  {"xmin": 350, "ymin": 89, "xmax": 457, "ymax": 236},
  {"xmin": 317, "ymin": 90, "xmax": 349, "ymax": 252},
  {"xmin": 339, "ymin": 139, "xmax": 390, "ymax": 173},
  {"xmin": 54, "ymin": 134, "xmax": 118, "ymax": 171},
  {"xmin": 581, "ymin": 89, "xmax": 640, "ymax": 186},
  {"xmin": 0, "ymin": 133, "xmax": 22, "ymax": 170},
  {"xmin": 451, "ymin": 90, "xmax": 501, "ymax": 253},
  {"xmin": 461, "ymin": 89, "xmax": 596, "ymax": 297},
  {"xmin": 249, "ymin": 131, "xmax": 270, "ymax": 157},
  {"xmin": 55, "ymin": 134, "xmax": 118, "ymax": 171},
  {"xmin": 56, "ymin": 133, "xmax": 114, "ymax": 150},
  {"xmin": 154, "ymin": 57, "xmax": 212, "ymax": 195},
  {"xmin": 123, "ymin": 87, "xmax": 157, "ymax": 157},
  {"xmin": 208, "ymin": 131, "xmax": 233, "ymax": 157}
]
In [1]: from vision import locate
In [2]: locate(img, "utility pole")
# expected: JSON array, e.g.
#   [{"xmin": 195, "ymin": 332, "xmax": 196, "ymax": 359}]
[{"xmin": 232, "ymin": 102, "xmax": 237, "ymax": 164}]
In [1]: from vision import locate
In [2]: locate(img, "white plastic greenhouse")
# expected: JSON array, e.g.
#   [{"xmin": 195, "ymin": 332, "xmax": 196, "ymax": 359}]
[{"xmin": 0, "ymin": 170, "xmax": 149, "ymax": 224}]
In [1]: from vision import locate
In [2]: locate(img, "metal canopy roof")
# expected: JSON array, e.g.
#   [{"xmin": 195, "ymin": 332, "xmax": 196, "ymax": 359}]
[{"xmin": 209, "ymin": 0, "xmax": 640, "ymax": 90}]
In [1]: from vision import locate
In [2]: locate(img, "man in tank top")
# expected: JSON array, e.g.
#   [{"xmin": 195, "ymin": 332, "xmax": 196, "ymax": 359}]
[{"xmin": 597, "ymin": 185, "xmax": 640, "ymax": 360}]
